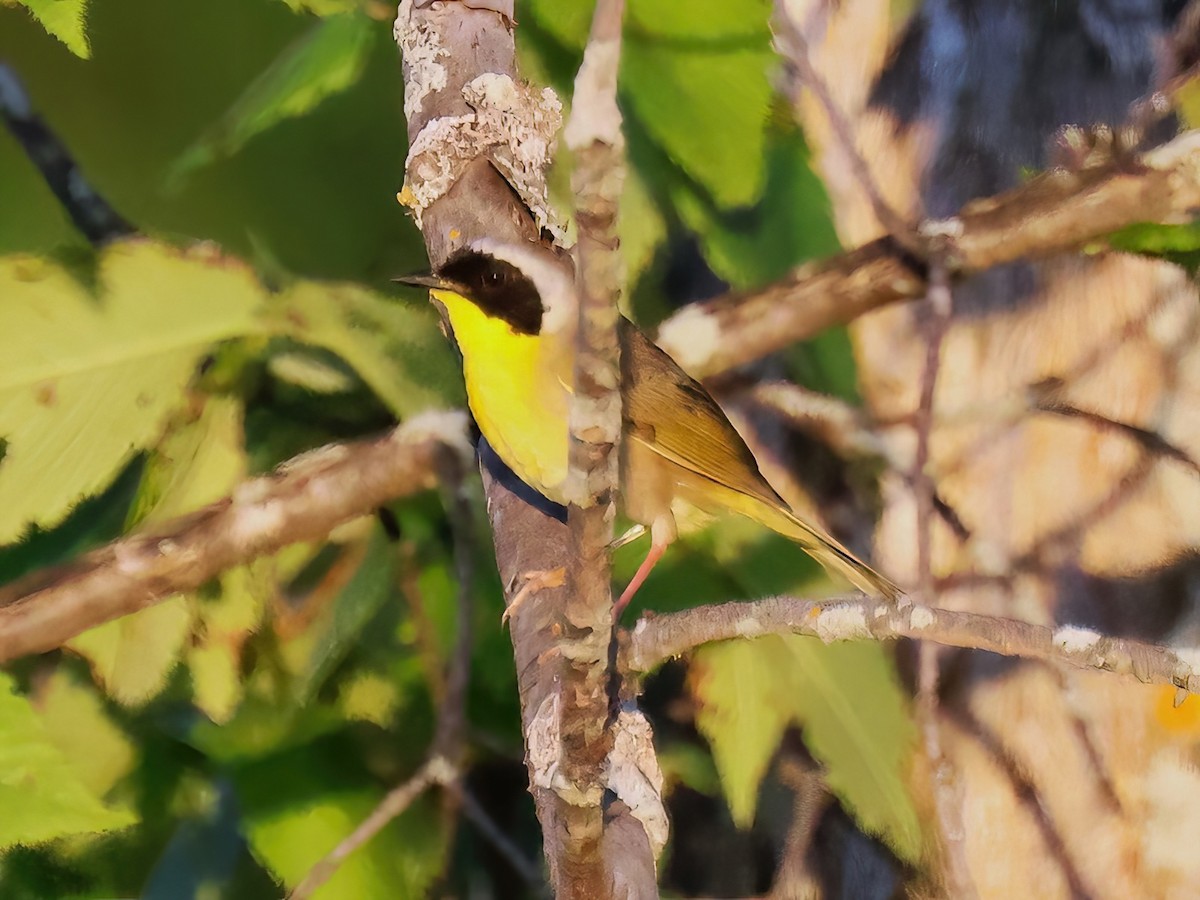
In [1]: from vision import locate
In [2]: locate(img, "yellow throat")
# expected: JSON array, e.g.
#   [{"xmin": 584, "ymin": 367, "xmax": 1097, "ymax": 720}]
[{"xmin": 432, "ymin": 287, "xmax": 571, "ymax": 502}]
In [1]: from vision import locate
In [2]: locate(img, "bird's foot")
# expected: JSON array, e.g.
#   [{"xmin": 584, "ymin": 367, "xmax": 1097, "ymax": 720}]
[{"xmin": 502, "ymin": 566, "xmax": 566, "ymax": 626}]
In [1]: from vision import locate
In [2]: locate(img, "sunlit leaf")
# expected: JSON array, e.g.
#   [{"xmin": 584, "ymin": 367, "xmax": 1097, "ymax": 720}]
[
  {"xmin": 0, "ymin": 672, "xmax": 135, "ymax": 848},
  {"xmin": 268, "ymin": 349, "xmax": 358, "ymax": 394},
  {"xmin": 130, "ymin": 396, "xmax": 262, "ymax": 722},
  {"xmin": 34, "ymin": 669, "xmax": 136, "ymax": 798},
  {"xmin": 622, "ymin": 35, "xmax": 773, "ymax": 209},
  {"xmin": 619, "ymin": 163, "xmax": 668, "ymax": 293},
  {"xmin": 129, "ymin": 394, "xmax": 248, "ymax": 527},
  {"xmin": 169, "ymin": 13, "xmax": 375, "ymax": 182},
  {"xmin": 0, "ymin": 241, "xmax": 262, "ymax": 545},
  {"xmin": 280, "ymin": 0, "xmax": 361, "ymax": 14},
  {"xmin": 268, "ymin": 282, "xmax": 461, "ymax": 416},
  {"xmin": 1107, "ymin": 220, "xmax": 1200, "ymax": 274},
  {"xmin": 780, "ymin": 639, "xmax": 923, "ymax": 862},
  {"xmin": 337, "ymin": 670, "xmax": 400, "ymax": 727},
  {"xmin": 671, "ymin": 120, "xmax": 839, "ymax": 288},
  {"xmin": 188, "ymin": 565, "xmax": 270, "ymax": 724},
  {"xmin": 238, "ymin": 754, "xmax": 446, "ymax": 898},
  {"xmin": 283, "ymin": 527, "xmax": 396, "ymax": 703},
  {"xmin": 521, "ymin": 0, "xmax": 593, "ymax": 49},
  {"xmin": 67, "ymin": 597, "xmax": 192, "ymax": 707},
  {"xmin": 628, "ymin": 0, "xmax": 770, "ymax": 38},
  {"xmin": 692, "ymin": 634, "xmax": 922, "ymax": 861},
  {"xmin": 5, "ymin": 0, "xmax": 90, "ymax": 57},
  {"xmin": 691, "ymin": 638, "xmax": 792, "ymax": 825}
]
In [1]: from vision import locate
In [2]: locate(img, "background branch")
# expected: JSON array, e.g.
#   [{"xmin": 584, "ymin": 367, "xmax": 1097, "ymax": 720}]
[
  {"xmin": 657, "ymin": 129, "xmax": 1200, "ymax": 379},
  {"xmin": 0, "ymin": 413, "xmax": 469, "ymax": 662}
]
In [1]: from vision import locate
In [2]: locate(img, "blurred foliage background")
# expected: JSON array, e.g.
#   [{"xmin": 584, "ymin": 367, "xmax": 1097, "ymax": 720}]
[{"xmin": 0, "ymin": 0, "xmax": 922, "ymax": 896}]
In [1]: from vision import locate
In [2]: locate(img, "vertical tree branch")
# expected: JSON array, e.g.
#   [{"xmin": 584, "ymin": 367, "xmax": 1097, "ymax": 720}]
[
  {"xmin": 393, "ymin": 0, "xmax": 579, "ymax": 887},
  {"xmin": 556, "ymin": 0, "xmax": 628, "ymax": 894}
]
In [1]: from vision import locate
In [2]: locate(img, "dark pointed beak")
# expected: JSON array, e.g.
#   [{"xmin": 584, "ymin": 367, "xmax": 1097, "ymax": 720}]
[{"xmin": 392, "ymin": 273, "xmax": 449, "ymax": 290}]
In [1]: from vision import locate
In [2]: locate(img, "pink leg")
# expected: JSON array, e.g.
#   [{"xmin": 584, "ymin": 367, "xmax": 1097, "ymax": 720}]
[{"xmin": 613, "ymin": 517, "xmax": 673, "ymax": 621}]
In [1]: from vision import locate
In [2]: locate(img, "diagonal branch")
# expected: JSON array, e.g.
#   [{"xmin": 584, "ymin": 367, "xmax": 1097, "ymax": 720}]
[
  {"xmin": 0, "ymin": 412, "xmax": 470, "ymax": 663},
  {"xmin": 656, "ymin": 130, "xmax": 1200, "ymax": 379}
]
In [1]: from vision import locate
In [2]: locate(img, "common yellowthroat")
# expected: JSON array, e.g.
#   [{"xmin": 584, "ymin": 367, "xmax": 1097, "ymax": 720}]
[{"xmin": 400, "ymin": 241, "xmax": 900, "ymax": 611}]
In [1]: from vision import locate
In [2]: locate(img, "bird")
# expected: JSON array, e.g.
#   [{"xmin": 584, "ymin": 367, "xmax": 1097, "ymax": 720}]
[{"xmin": 398, "ymin": 240, "xmax": 900, "ymax": 615}]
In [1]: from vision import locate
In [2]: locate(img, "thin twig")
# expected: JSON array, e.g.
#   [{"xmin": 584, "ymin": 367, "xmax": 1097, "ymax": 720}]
[
  {"xmin": 0, "ymin": 413, "xmax": 470, "ymax": 662},
  {"xmin": 0, "ymin": 63, "xmax": 134, "ymax": 243},
  {"xmin": 912, "ymin": 259, "xmax": 975, "ymax": 897},
  {"xmin": 770, "ymin": 750, "xmax": 832, "ymax": 899},
  {"xmin": 555, "ymin": 0, "xmax": 628, "ymax": 893},
  {"xmin": 745, "ymin": 381, "xmax": 885, "ymax": 459},
  {"xmin": 771, "ymin": 3, "xmax": 914, "ymax": 246},
  {"xmin": 453, "ymin": 783, "xmax": 550, "ymax": 896},
  {"xmin": 623, "ymin": 595, "xmax": 1200, "ymax": 694},
  {"xmin": 290, "ymin": 449, "xmax": 478, "ymax": 898},
  {"xmin": 433, "ymin": 451, "xmax": 477, "ymax": 758},
  {"xmin": 287, "ymin": 757, "xmax": 454, "ymax": 900}
]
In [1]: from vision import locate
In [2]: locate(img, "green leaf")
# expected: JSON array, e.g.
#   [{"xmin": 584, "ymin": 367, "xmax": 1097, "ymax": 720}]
[
  {"xmin": 0, "ymin": 241, "xmax": 262, "ymax": 545},
  {"xmin": 657, "ymin": 741, "xmax": 720, "ymax": 797},
  {"xmin": 1107, "ymin": 221, "xmax": 1200, "ymax": 273},
  {"xmin": 280, "ymin": 0, "xmax": 361, "ymax": 14},
  {"xmin": 188, "ymin": 565, "xmax": 269, "ymax": 724},
  {"xmin": 622, "ymin": 34, "xmax": 773, "ymax": 209},
  {"xmin": 692, "ymin": 635, "xmax": 922, "ymax": 861},
  {"xmin": 627, "ymin": 0, "xmax": 771, "ymax": 39},
  {"xmin": 521, "ymin": 0, "xmax": 594, "ymax": 50},
  {"xmin": 67, "ymin": 597, "xmax": 193, "ymax": 707},
  {"xmin": 129, "ymin": 394, "xmax": 248, "ymax": 527},
  {"xmin": 0, "ymin": 672, "xmax": 135, "ymax": 848},
  {"xmin": 6, "ymin": 0, "xmax": 90, "ymax": 57},
  {"xmin": 169, "ymin": 13, "xmax": 375, "ymax": 182},
  {"xmin": 691, "ymin": 638, "xmax": 792, "ymax": 825},
  {"xmin": 34, "ymin": 669, "xmax": 136, "ymax": 798},
  {"xmin": 238, "ymin": 753, "xmax": 446, "ymax": 898},
  {"xmin": 780, "ymin": 639, "xmax": 923, "ymax": 863},
  {"xmin": 619, "ymin": 163, "xmax": 668, "ymax": 292},
  {"xmin": 283, "ymin": 527, "xmax": 396, "ymax": 704},
  {"xmin": 671, "ymin": 120, "xmax": 839, "ymax": 288},
  {"xmin": 268, "ymin": 282, "xmax": 461, "ymax": 416}
]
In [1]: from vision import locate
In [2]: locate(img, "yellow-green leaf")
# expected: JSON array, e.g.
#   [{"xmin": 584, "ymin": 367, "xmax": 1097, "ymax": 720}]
[
  {"xmin": 0, "ymin": 672, "xmax": 135, "ymax": 848},
  {"xmin": 188, "ymin": 565, "xmax": 269, "ymax": 723},
  {"xmin": 6, "ymin": 0, "xmax": 91, "ymax": 57},
  {"xmin": 0, "ymin": 241, "xmax": 262, "ymax": 545},
  {"xmin": 781, "ymin": 639, "xmax": 923, "ymax": 862},
  {"xmin": 268, "ymin": 282, "xmax": 460, "ymax": 416},
  {"xmin": 68, "ymin": 596, "xmax": 192, "ymax": 707},
  {"xmin": 34, "ymin": 669, "xmax": 136, "ymax": 797},
  {"xmin": 619, "ymin": 162, "xmax": 667, "ymax": 292},
  {"xmin": 622, "ymin": 40, "xmax": 773, "ymax": 210},
  {"xmin": 130, "ymin": 394, "xmax": 248, "ymax": 527},
  {"xmin": 240, "ymin": 769, "xmax": 445, "ymax": 899},
  {"xmin": 169, "ymin": 13, "xmax": 375, "ymax": 182},
  {"xmin": 691, "ymin": 638, "xmax": 791, "ymax": 825},
  {"xmin": 692, "ymin": 634, "xmax": 922, "ymax": 861}
]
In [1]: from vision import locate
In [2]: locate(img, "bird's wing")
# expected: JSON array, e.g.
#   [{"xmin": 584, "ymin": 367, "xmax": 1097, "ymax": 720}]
[{"xmin": 618, "ymin": 319, "xmax": 782, "ymax": 508}]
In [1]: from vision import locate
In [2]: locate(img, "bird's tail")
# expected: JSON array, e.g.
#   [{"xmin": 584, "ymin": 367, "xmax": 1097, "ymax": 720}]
[{"xmin": 742, "ymin": 493, "xmax": 903, "ymax": 602}]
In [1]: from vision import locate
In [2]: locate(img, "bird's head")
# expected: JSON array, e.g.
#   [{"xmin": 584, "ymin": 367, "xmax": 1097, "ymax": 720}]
[{"xmin": 396, "ymin": 240, "xmax": 575, "ymax": 336}]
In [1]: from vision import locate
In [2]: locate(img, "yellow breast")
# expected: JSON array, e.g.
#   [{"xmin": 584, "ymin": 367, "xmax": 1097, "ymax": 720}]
[{"xmin": 433, "ymin": 289, "xmax": 571, "ymax": 503}]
